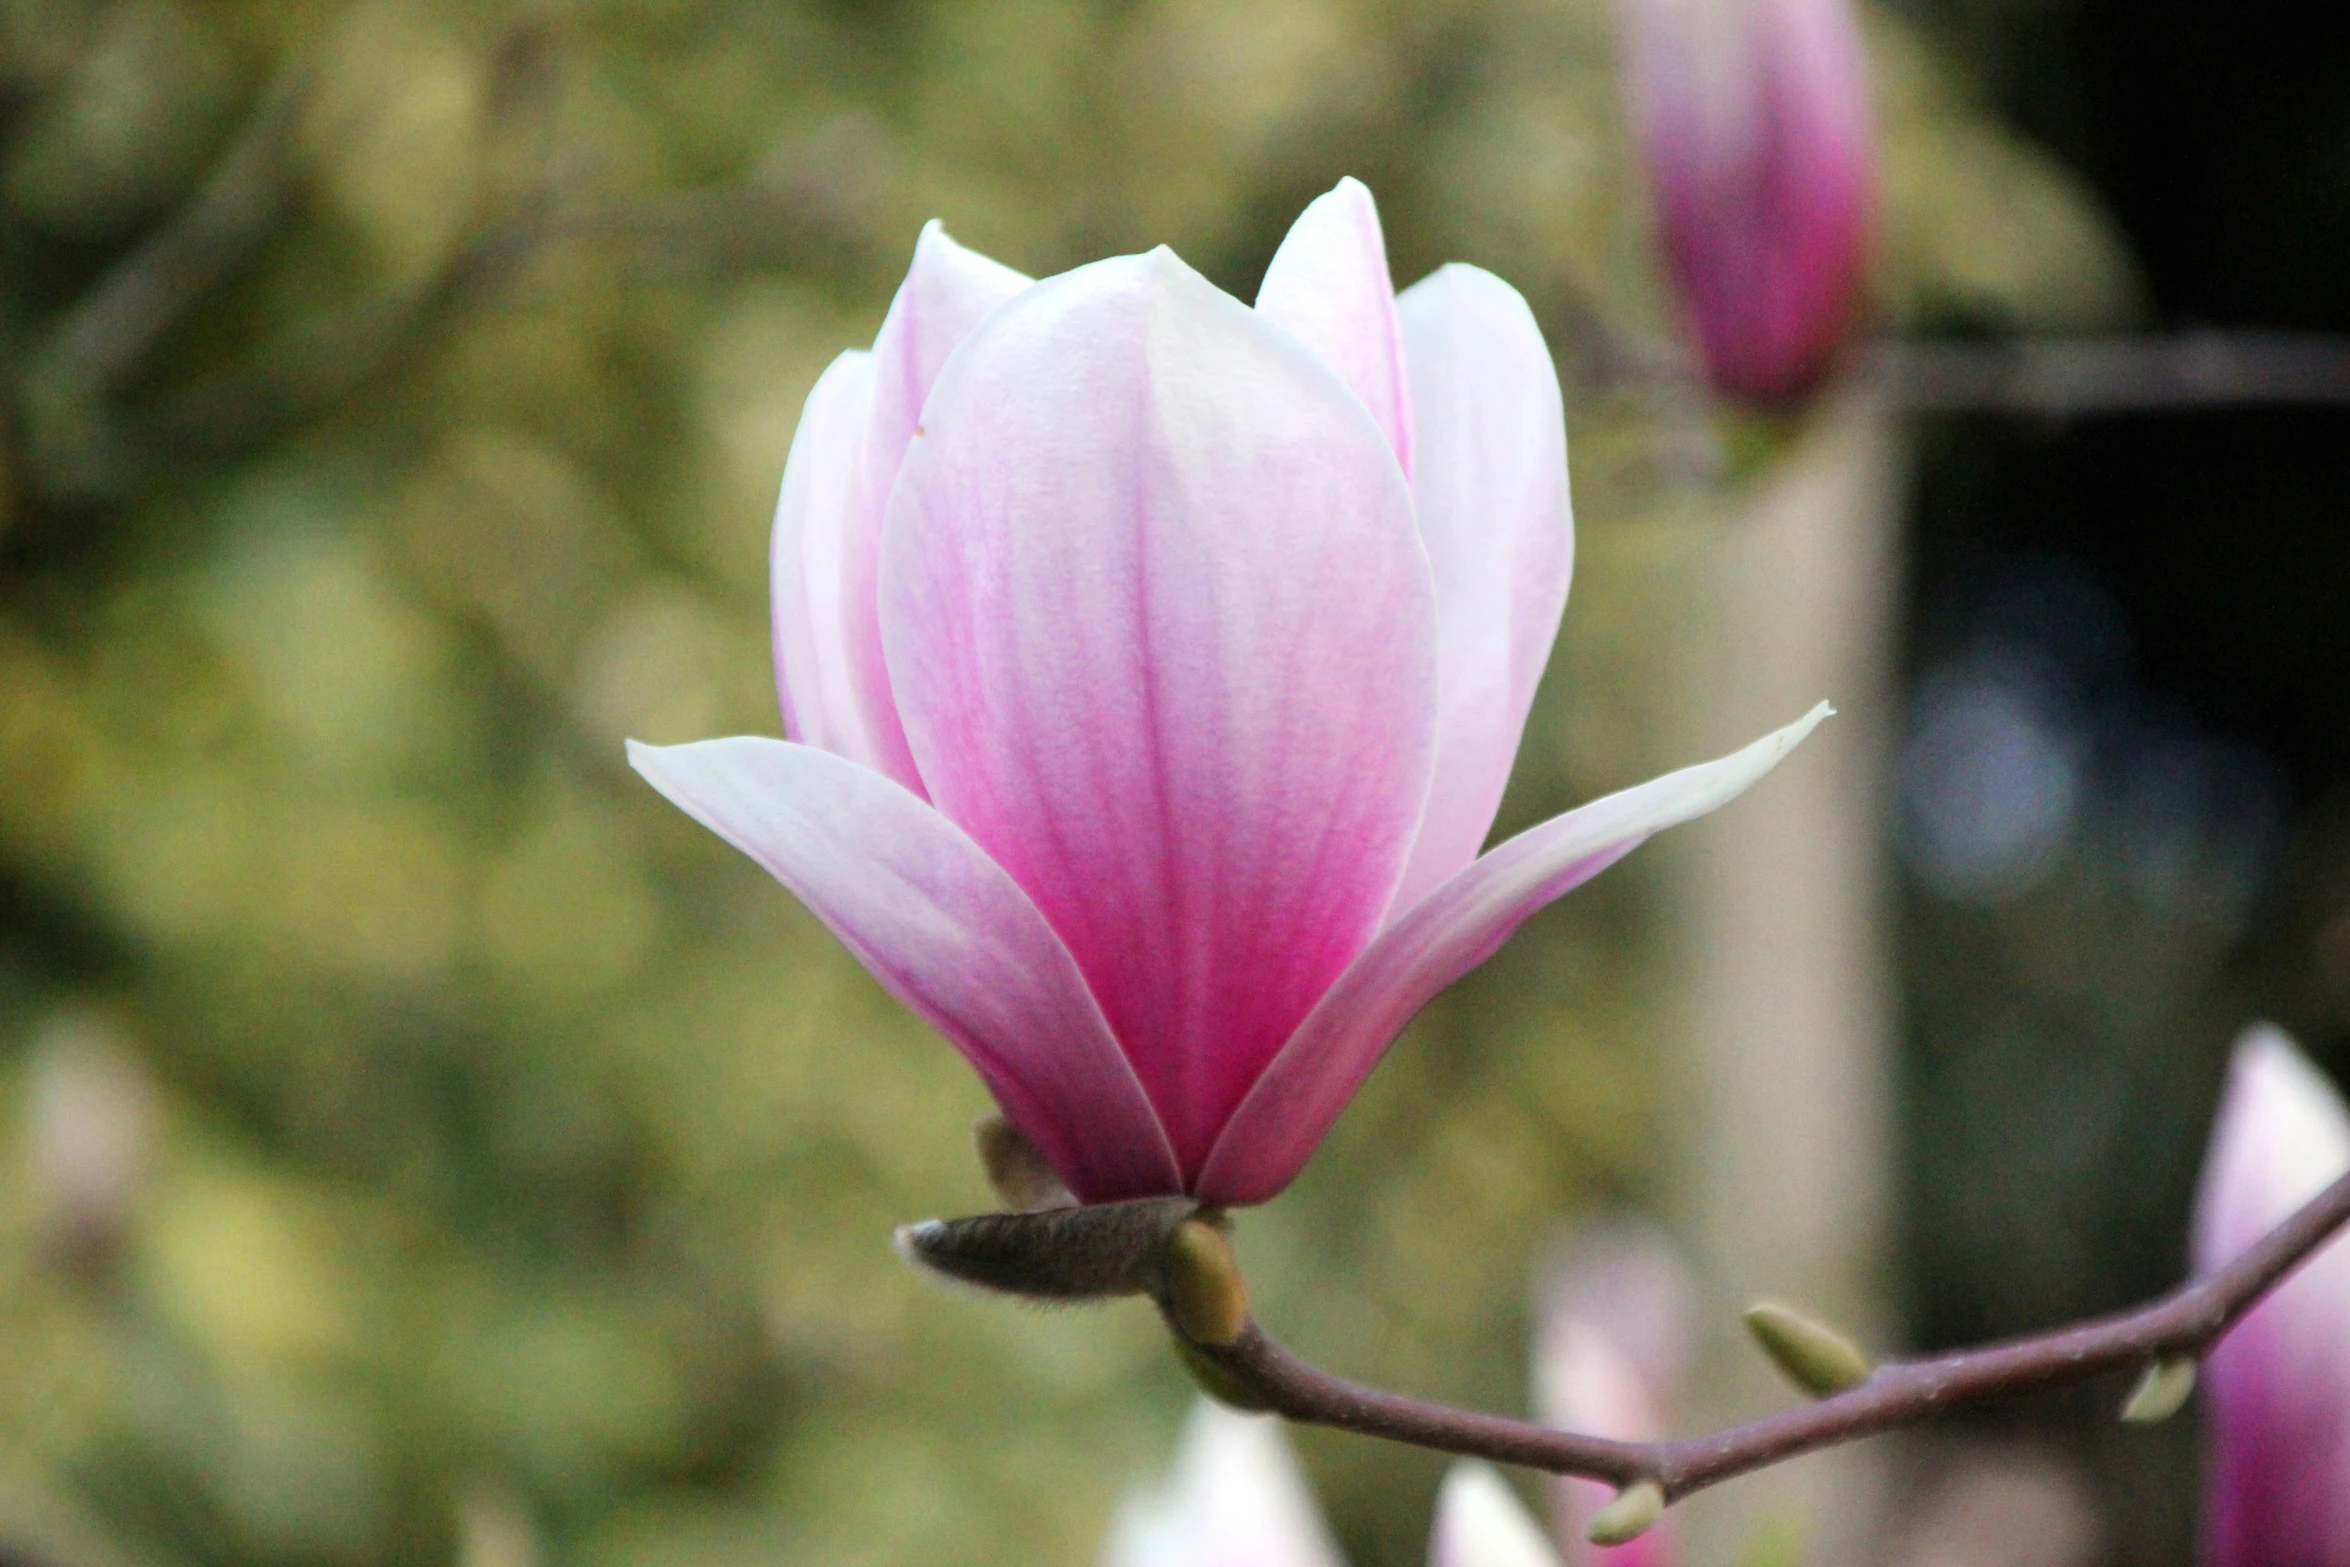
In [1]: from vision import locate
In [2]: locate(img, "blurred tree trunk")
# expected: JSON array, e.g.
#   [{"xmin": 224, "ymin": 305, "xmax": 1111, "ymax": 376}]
[{"xmin": 1665, "ymin": 385, "xmax": 1903, "ymax": 1567}]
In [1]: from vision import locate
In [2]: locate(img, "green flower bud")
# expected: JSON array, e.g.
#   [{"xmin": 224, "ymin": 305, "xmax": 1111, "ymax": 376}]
[
  {"xmin": 2119, "ymin": 1356, "xmax": 2197, "ymax": 1425},
  {"xmin": 1588, "ymin": 1481, "xmax": 1666, "ymax": 1546},
  {"xmin": 1743, "ymin": 1301, "xmax": 1873, "ymax": 1396},
  {"xmin": 1160, "ymin": 1217, "xmax": 1250, "ymax": 1346}
]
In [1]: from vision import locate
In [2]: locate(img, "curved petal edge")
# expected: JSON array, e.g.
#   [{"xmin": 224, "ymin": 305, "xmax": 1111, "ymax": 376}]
[
  {"xmin": 1254, "ymin": 177, "xmax": 1415, "ymax": 475},
  {"xmin": 772, "ymin": 348, "xmax": 879, "ymax": 759},
  {"xmin": 1386, "ymin": 263, "xmax": 1575, "ymax": 918},
  {"xmin": 627, "ymin": 735, "xmax": 1180, "ymax": 1202},
  {"xmin": 1197, "ymin": 702, "xmax": 1832, "ymax": 1205}
]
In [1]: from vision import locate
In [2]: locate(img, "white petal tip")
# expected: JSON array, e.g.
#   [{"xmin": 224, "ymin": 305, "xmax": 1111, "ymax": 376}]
[{"xmin": 1763, "ymin": 700, "xmax": 1835, "ymax": 759}]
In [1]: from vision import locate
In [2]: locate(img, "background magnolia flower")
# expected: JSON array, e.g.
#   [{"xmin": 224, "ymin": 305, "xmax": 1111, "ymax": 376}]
[
  {"xmin": 1621, "ymin": 0, "xmax": 1877, "ymax": 403},
  {"xmin": 1100, "ymin": 1402, "xmax": 1346, "ymax": 1567},
  {"xmin": 1432, "ymin": 1464, "xmax": 1573, "ymax": 1567},
  {"xmin": 632, "ymin": 178, "xmax": 1826, "ymax": 1208},
  {"xmin": 2192, "ymin": 1026, "xmax": 2350, "ymax": 1566},
  {"xmin": 1104, "ymin": 1400, "xmax": 1562, "ymax": 1567},
  {"xmin": 1534, "ymin": 1227, "xmax": 1690, "ymax": 1567}
]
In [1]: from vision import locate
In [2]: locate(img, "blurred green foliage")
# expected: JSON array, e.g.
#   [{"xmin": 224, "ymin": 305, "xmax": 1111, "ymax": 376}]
[{"xmin": 0, "ymin": 3, "xmax": 2130, "ymax": 1564}]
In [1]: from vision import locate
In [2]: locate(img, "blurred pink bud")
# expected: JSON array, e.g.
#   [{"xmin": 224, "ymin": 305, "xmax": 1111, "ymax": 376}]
[
  {"xmin": 1102, "ymin": 1401, "xmax": 1346, "ymax": 1567},
  {"xmin": 1534, "ymin": 1226, "xmax": 1691, "ymax": 1567},
  {"xmin": 1622, "ymin": 0, "xmax": 1877, "ymax": 403},
  {"xmin": 634, "ymin": 179, "xmax": 1827, "ymax": 1207},
  {"xmin": 2191, "ymin": 1026, "xmax": 2350, "ymax": 1567},
  {"xmin": 25, "ymin": 1012, "xmax": 157, "ymax": 1280}
]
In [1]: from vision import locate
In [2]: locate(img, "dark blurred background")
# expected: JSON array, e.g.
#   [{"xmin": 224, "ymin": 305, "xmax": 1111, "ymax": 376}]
[
  {"xmin": 1890, "ymin": 0, "xmax": 2350, "ymax": 1558},
  {"xmin": 0, "ymin": 1, "xmax": 2340, "ymax": 1564}
]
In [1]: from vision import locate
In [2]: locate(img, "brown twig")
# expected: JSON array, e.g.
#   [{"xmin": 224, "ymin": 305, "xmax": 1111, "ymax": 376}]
[
  {"xmin": 1188, "ymin": 1166, "xmax": 2350, "ymax": 1504},
  {"xmin": 1551, "ymin": 282, "xmax": 2350, "ymax": 420}
]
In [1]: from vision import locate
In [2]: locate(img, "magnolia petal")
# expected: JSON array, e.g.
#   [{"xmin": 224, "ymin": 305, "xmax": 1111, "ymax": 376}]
[
  {"xmin": 1199, "ymin": 704, "xmax": 1830, "ymax": 1205},
  {"xmin": 1101, "ymin": 1401, "xmax": 1346, "ymax": 1567},
  {"xmin": 1386, "ymin": 264, "xmax": 1575, "ymax": 919},
  {"xmin": 841, "ymin": 222, "xmax": 1033, "ymax": 792},
  {"xmin": 883, "ymin": 247, "xmax": 1436, "ymax": 1178},
  {"xmin": 2192, "ymin": 1026, "xmax": 2350, "ymax": 1567},
  {"xmin": 1254, "ymin": 177, "xmax": 1415, "ymax": 476},
  {"xmin": 1431, "ymin": 1464, "xmax": 1566, "ymax": 1567},
  {"xmin": 772, "ymin": 349, "xmax": 879, "ymax": 759},
  {"xmin": 626, "ymin": 736, "xmax": 1180, "ymax": 1202}
]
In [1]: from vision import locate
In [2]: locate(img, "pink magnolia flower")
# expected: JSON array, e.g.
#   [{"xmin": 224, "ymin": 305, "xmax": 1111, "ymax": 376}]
[
  {"xmin": 1104, "ymin": 1400, "xmax": 1563, "ymax": 1567},
  {"xmin": 1535, "ymin": 1228, "xmax": 1690, "ymax": 1567},
  {"xmin": 630, "ymin": 178, "xmax": 1827, "ymax": 1207},
  {"xmin": 2192, "ymin": 1026, "xmax": 2350, "ymax": 1566},
  {"xmin": 1621, "ymin": 0, "xmax": 1877, "ymax": 403}
]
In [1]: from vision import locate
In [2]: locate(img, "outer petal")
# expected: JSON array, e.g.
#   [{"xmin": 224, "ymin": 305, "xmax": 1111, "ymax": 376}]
[
  {"xmin": 882, "ymin": 247, "xmax": 1437, "ymax": 1176},
  {"xmin": 1199, "ymin": 704, "xmax": 1830, "ymax": 1205},
  {"xmin": 1386, "ymin": 265, "xmax": 1575, "ymax": 919},
  {"xmin": 840, "ymin": 222, "xmax": 1033, "ymax": 792},
  {"xmin": 1254, "ymin": 177, "xmax": 1415, "ymax": 476},
  {"xmin": 626, "ymin": 736, "xmax": 1180, "ymax": 1202},
  {"xmin": 772, "ymin": 349, "xmax": 878, "ymax": 759},
  {"xmin": 1101, "ymin": 1401, "xmax": 1345, "ymax": 1567},
  {"xmin": 2192, "ymin": 1026, "xmax": 2350, "ymax": 1567},
  {"xmin": 1431, "ymin": 1464, "xmax": 1565, "ymax": 1567}
]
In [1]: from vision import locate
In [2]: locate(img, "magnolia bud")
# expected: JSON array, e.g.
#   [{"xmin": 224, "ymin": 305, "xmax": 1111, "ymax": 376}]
[
  {"xmin": 1160, "ymin": 1217, "xmax": 1250, "ymax": 1347},
  {"xmin": 1586, "ymin": 1480, "xmax": 1666, "ymax": 1546},
  {"xmin": 1621, "ymin": 0, "xmax": 1877, "ymax": 403},
  {"xmin": 972, "ymin": 1112, "xmax": 1077, "ymax": 1212},
  {"xmin": 2118, "ymin": 1356, "xmax": 2197, "ymax": 1425},
  {"xmin": 894, "ymin": 1196, "xmax": 1196, "ymax": 1300},
  {"xmin": 1743, "ymin": 1300, "xmax": 1873, "ymax": 1396}
]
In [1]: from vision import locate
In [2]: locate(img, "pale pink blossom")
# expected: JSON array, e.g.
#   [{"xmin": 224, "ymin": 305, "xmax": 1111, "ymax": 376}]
[
  {"xmin": 1101, "ymin": 1402, "xmax": 1345, "ymax": 1567},
  {"xmin": 1432, "ymin": 1463, "xmax": 1570, "ymax": 1567},
  {"xmin": 632, "ymin": 179, "xmax": 1827, "ymax": 1206},
  {"xmin": 1535, "ymin": 1228, "xmax": 1689, "ymax": 1567},
  {"xmin": 1105, "ymin": 1401, "xmax": 1563, "ymax": 1567},
  {"xmin": 2192, "ymin": 1026, "xmax": 2350, "ymax": 1566},
  {"xmin": 1621, "ymin": 0, "xmax": 1876, "ymax": 402}
]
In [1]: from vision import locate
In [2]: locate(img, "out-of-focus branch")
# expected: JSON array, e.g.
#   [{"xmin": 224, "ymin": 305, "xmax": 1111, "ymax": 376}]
[
  {"xmin": 14, "ymin": 11, "xmax": 887, "ymax": 507},
  {"xmin": 1560, "ymin": 312, "xmax": 2350, "ymax": 421},
  {"xmin": 1874, "ymin": 332, "xmax": 2350, "ymax": 415},
  {"xmin": 147, "ymin": 136, "xmax": 882, "ymax": 475},
  {"xmin": 1185, "ymin": 1166, "xmax": 2350, "ymax": 1511},
  {"xmin": 17, "ymin": 56, "xmax": 312, "ymax": 500}
]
